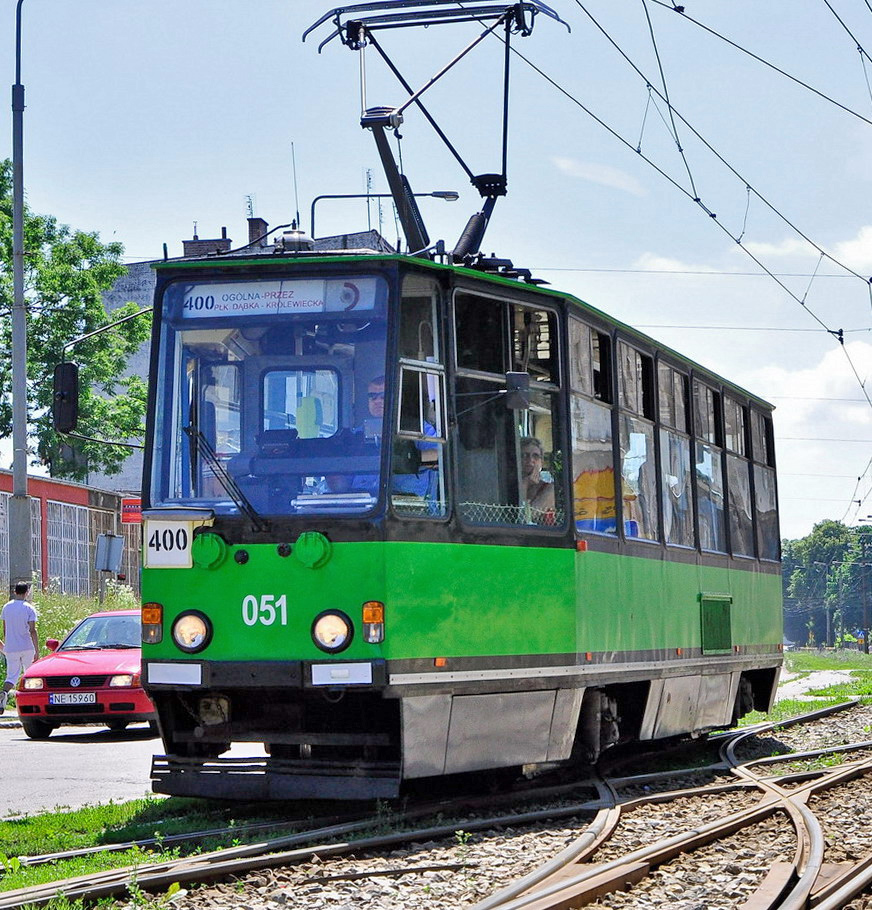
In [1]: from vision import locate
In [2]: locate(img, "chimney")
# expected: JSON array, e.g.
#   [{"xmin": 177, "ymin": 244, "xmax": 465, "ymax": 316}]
[
  {"xmin": 182, "ymin": 226, "xmax": 232, "ymax": 257},
  {"xmin": 248, "ymin": 217, "xmax": 269, "ymax": 248}
]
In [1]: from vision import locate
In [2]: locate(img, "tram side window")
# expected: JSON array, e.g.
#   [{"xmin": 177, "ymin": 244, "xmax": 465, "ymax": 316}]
[
  {"xmin": 455, "ymin": 293, "xmax": 563, "ymax": 527},
  {"xmin": 658, "ymin": 364, "xmax": 693, "ymax": 547},
  {"xmin": 570, "ymin": 319, "xmax": 617, "ymax": 535},
  {"xmin": 572, "ymin": 395, "xmax": 617, "ymax": 535},
  {"xmin": 724, "ymin": 396, "xmax": 753, "ymax": 557},
  {"xmin": 752, "ymin": 410, "xmax": 779, "ymax": 560},
  {"xmin": 512, "ymin": 306, "xmax": 558, "ymax": 384},
  {"xmin": 569, "ymin": 319, "xmax": 613, "ymax": 403},
  {"xmin": 394, "ymin": 275, "xmax": 448, "ymax": 518},
  {"xmin": 694, "ymin": 382, "xmax": 726, "ymax": 553},
  {"xmin": 455, "ymin": 294, "xmax": 506, "ymax": 374},
  {"xmin": 618, "ymin": 343, "xmax": 658, "ymax": 540},
  {"xmin": 398, "ymin": 275, "xmax": 440, "ymax": 363}
]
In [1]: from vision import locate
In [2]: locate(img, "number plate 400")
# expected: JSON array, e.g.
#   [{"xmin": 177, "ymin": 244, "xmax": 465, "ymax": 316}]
[{"xmin": 144, "ymin": 521, "xmax": 194, "ymax": 568}]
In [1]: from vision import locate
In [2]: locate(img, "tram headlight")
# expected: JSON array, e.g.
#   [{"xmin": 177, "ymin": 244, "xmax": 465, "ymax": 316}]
[
  {"xmin": 312, "ymin": 610, "xmax": 353, "ymax": 653},
  {"xmin": 172, "ymin": 611, "xmax": 212, "ymax": 653}
]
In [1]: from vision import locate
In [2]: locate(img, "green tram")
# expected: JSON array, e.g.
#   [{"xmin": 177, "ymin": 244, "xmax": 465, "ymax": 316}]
[{"xmin": 139, "ymin": 249, "xmax": 783, "ymax": 800}]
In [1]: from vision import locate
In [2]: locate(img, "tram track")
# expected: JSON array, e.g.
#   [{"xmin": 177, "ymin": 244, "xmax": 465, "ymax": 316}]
[{"xmin": 3, "ymin": 700, "xmax": 872, "ymax": 909}]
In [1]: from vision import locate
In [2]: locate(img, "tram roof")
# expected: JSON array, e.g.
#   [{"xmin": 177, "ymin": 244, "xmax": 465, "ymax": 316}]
[{"xmin": 153, "ymin": 250, "xmax": 774, "ymax": 411}]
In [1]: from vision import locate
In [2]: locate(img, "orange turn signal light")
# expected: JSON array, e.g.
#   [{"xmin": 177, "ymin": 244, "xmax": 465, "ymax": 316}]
[
  {"xmin": 142, "ymin": 603, "xmax": 163, "ymax": 625},
  {"xmin": 434, "ymin": 657, "xmax": 447, "ymax": 667},
  {"xmin": 362, "ymin": 601, "xmax": 384, "ymax": 624}
]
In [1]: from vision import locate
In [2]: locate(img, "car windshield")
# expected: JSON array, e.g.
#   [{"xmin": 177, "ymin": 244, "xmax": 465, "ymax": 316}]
[
  {"xmin": 62, "ymin": 616, "xmax": 141, "ymax": 650},
  {"xmin": 149, "ymin": 274, "xmax": 390, "ymax": 517}
]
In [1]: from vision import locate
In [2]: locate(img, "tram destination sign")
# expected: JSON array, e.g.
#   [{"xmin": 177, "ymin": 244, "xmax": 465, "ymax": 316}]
[{"xmin": 174, "ymin": 277, "xmax": 380, "ymax": 319}]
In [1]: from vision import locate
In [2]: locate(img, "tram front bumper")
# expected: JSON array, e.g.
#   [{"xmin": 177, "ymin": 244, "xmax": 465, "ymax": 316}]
[{"xmin": 142, "ymin": 658, "xmax": 387, "ymax": 690}]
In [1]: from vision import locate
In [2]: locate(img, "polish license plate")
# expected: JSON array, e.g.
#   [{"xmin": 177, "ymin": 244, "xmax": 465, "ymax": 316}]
[{"xmin": 49, "ymin": 692, "xmax": 97, "ymax": 705}]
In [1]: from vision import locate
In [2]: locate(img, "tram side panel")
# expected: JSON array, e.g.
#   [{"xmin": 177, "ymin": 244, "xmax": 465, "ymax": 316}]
[
  {"xmin": 384, "ymin": 540, "xmax": 577, "ymax": 778},
  {"xmin": 574, "ymin": 547, "xmax": 782, "ymax": 745}
]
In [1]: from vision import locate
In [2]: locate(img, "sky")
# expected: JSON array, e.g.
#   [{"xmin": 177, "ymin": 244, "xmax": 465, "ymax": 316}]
[{"xmin": 2, "ymin": 0, "xmax": 872, "ymax": 541}]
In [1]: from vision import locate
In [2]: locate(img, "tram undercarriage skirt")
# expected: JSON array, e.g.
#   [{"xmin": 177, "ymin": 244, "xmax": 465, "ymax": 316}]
[{"xmin": 150, "ymin": 754, "xmax": 401, "ymax": 800}]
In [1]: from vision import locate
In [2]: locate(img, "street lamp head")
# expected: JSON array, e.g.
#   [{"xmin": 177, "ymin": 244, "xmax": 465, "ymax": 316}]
[{"xmin": 430, "ymin": 191, "xmax": 459, "ymax": 201}]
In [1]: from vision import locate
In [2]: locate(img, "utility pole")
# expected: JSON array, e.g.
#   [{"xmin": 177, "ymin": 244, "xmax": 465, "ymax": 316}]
[
  {"xmin": 864, "ymin": 548, "xmax": 870, "ymax": 655},
  {"xmin": 10, "ymin": 0, "xmax": 33, "ymax": 590}
]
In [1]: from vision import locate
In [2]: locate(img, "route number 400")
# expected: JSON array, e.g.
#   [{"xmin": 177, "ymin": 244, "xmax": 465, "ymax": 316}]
[{"xmin": 242, "ymin": 594, "xmax": 288, "ymax": 627}]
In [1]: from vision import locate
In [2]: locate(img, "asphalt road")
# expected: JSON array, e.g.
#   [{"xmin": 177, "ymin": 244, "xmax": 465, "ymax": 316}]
[{"xmin": 0, "ymin": 720, "xmax": 159, "ymax": 818}]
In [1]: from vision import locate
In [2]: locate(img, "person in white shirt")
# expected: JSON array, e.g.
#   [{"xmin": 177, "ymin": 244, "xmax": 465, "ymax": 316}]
[{"xmin": 1, "ymin": 582, "xmax": 39, "ymax": 713}]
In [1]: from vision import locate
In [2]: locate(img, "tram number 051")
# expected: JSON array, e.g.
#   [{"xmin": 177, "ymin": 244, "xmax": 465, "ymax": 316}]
[
  {"xmin": 148, "ymin": 527, "xmax": 189, "ymax": 553},
  {"xmin": 242, "ymin": 594, "xmax": 288, "ymax": 627}
]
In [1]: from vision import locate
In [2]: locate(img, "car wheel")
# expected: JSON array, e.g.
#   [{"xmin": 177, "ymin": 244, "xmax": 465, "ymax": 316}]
[
  {"xmin": 148, "ymin": 720, "xmax": 159, "ymax": 734},
  {"xmin": 21, "ymin": 719, "xmax": 54, "ymax": 740},
  {"xmin": 107, "ymin": 720, "xmax": 129, "ymax": 732}
]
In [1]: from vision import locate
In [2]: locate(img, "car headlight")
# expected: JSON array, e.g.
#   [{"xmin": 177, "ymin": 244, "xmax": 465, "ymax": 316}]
[
  {"xmin": 312, "ymin": 611, "xmax": 353, "ymax": 653},
  {"xmin": 23, "ymin": 677, "xmax": 44, "ymax": 690},
  {"xmin": 109, "ymin": 674, "xmax": 135, "ymax": 687},
  {"xmin": 172, "ymin": 611, "xmax": 212, "ymax": 653}
]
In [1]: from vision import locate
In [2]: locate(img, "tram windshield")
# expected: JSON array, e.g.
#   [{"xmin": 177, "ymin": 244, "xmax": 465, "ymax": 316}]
[{"xmin": 149, "ymin": 274, "xmax": 390, "ymax": 517}]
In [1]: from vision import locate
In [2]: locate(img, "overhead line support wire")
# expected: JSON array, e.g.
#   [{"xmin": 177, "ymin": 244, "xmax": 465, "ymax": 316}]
[
  {"xmin": 639, "ymin": 0, "xmax": 698, "ymax": 198},
  {"xmin": 821, "ymin": 0, "xmax": 872, "ymax": 63},
  {"xmin": 574, "ymin": 0, "xmax": 872, "ymax": 288},
  {"xmin": 647, "ymin": 0, "xmax": 872, "ymax": 128},
  {"xmin": 503, "ymin": 15, "xmax": 872, "ymax": 424}
]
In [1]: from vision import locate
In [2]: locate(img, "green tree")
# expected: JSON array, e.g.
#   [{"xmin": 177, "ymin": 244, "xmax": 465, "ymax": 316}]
[
  {"xmin": 783, "ymin": 520, "xmax": 871, "ymax": 646},
  {"xmin": 0, "ymin": 159, "xmax": 151, "ymax": 480}
]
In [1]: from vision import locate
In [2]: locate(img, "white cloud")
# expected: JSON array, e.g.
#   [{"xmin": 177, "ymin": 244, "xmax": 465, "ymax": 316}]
[
  {"xmin": 741, "ymin": 226, "xmax": 872, "ymax": 271},
  {"xmin": 551, "ymin": 157, "xmax": 646, "ymax": 197},
  {"xmin": 833, "ymin": 226, "xmax": 872, "ymax": 272},
  {"xmin": 741, "ymin": 237, "xmax": 814, "ymax": 258},
  {"xmin": 631, "ymin": 252, "xmax": 717, "ymax": 273}
]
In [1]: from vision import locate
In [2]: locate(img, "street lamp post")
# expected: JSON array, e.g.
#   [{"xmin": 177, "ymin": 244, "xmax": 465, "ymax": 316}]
[
  {"xmin": 310, "ymin": 191, "xmax": 459, "ymax": 243},
  {"xmin": 10, "ymin": 0, "xmax": 33, "ymax": 589}
]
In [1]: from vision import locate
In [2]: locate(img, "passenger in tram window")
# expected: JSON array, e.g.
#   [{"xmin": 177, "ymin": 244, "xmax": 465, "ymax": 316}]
[
  {"xmin": 521, "ymin": 436, "xmax": 556, "ymax": 519},
  {"xmin": 333, "ymin": 375, "xmax": 440, "ymax": 497}
]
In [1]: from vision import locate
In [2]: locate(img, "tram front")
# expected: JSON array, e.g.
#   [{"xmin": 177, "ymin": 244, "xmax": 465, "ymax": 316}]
[{"xmin": 140, "ymin": 258, "xmax": 434, "ymax": 799}]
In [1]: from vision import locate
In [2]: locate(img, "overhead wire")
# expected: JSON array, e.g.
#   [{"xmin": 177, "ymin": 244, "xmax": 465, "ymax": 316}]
[
  {"xmin": 646, "ymin": 0, "xmax": 872, "ymax": 127},
  {"xmin": 638, "ymin": 0, "xmax": 698, "ymax": 197},
  {"xmin": 818, "ymin": 0, "xmax": 872, "ymax": 112},
  {"xmin": 422, "ymin": 0, "xmax": 872, "ymax": 526},
  {"xmin": 538, "ymin": 2, "xmax": 872, "ymax": 422},
  {"xmin": 532, "ymin": 3, "xmax": 872, "ymax": 513},
  {"xmin": 821, "ymin": 0, "xmax": 872, "ymax": 63},
  {"xmin": 507, "ymin": 19, "xmax": 872, "ymax": 395}
]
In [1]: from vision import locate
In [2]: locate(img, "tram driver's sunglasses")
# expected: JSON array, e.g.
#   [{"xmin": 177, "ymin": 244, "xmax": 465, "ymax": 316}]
[{"xmin": 368, "ymin": 391, "xmax": 385, "ymax": 400}]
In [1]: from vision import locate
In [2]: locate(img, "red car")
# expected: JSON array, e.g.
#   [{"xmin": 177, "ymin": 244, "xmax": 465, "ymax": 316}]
[{"xmin": 15, "ymin": 609, "xmax": 157, "ymax": 740}]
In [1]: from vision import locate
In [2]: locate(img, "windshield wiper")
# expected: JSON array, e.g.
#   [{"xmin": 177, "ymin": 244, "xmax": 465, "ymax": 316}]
[{"xmin": 184, "ymin": 426, "xmax": 270, "ymax": 532}]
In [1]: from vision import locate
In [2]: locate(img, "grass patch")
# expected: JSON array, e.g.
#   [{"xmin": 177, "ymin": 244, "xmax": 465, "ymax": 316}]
[
  {"xmin": 0, "ymin": 795, "xmax": 328, "ymax": 894},
  {"xmin": 740, "ymin": 697, "xmax": 849, "ymax": 727},
  {"xmin": 805, "ymin": 670, "xmax": 872, "ymax": 698},
  {"xmin": 0, "ymin": 845, "xmax": 179, "ymax": 893},
  {"xmin": 784, "ymin": 650, "xmax": 872, "ymax": 673}
]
